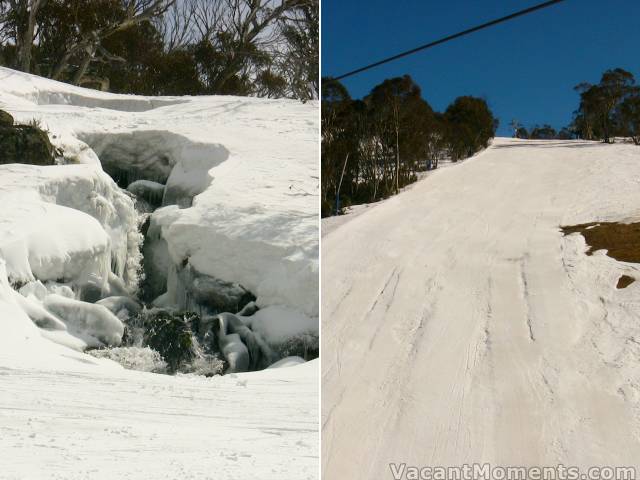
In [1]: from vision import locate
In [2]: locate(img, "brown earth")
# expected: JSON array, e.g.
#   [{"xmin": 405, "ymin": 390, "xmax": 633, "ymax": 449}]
[
  {"xmin": 617, "ymin": 275, "xmax": 635, "ymax": 289},
  {"xmin": 561, "ymin": 222, "xmax": 640, "ymax": 263}
]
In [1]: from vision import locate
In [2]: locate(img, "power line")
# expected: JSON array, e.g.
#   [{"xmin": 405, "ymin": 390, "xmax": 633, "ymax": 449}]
[{"xmin": 333, "ymin": 0, "xmax": 568, "ymax": 81}]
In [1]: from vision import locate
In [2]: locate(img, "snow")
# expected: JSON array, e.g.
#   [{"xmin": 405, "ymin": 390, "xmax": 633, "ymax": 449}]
[
  {"xmin": 0, "ymin": 67, "xmax": 318, "ymax": 478},
  {"xmin": 0, "ymin": 163, "xmax": 142, "ymax": 289},
  {"xmin": 323, "ymin": 138, "xmax": 640, "ymax": 475},
  {"xmin": 0, "ymin": 191, "xmax": 110, "ymax": 286},
  {"xmin": 0, "ymin": 360, "xmax": 318, "ymax": 480},
  {"xmin": 268, "ymin": 356, "xmax": 306, "ymax": 368}
]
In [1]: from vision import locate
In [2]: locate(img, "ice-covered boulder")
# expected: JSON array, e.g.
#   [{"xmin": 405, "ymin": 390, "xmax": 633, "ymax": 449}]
[
  {"xmin": 213, "ymin": 316, "xmax": 249, "ymax": 374},
  {"xmin": 12, "ymin": 290, "xmax": 67, "ymax": 331},
  {"xmin": 216, "ymin": 312, "xmax": 274, "ymax": 370},
  {"xmin": 79, "ymin": 272, "xmax": 130, "ymax": 303},
  {"xmin": 127, "ymin": 180, "xmax": 165, "ymax": 209},
  {"xmin": 97, "ymin": 296, "xmax": 142, "ymax": 319},
  {"xmin": 44, "ymin": 294, "xmax": 124, "ymax": 347}
]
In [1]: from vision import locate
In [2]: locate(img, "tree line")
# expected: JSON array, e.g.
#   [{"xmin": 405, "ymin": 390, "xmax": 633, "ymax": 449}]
[
  {"xmin": 510, "ymin": 68, "xmax": 640, "ymax": 145},
  {"xmin": 573, "ymin": 68, "xmax": 639, "ymax": 144},
  {"xmin": 322, "ymin": 75, "xmax": 497, "ymax": 217},
  {"xmin": 0, "ymin": 0, "xmax": 318, "ymax": 100}
]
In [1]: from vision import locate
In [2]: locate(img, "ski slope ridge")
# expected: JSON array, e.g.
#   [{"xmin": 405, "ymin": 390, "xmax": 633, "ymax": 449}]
[{"xmin": 322, "ymin": 138, "xmax": 640, "ymax": 477}]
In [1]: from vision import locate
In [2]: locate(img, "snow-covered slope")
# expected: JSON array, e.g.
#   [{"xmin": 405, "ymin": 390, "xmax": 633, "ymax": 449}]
[
  {"xmin": 322, "ymin": 138, "xmax": 640, "ymax": 476},
  {"xmin": 0, "ymin": 360, "xmax": 318, "ymax": 479}
]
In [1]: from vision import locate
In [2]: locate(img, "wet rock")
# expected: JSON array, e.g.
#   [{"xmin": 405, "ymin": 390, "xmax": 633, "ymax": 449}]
[
  {"xmin": 0, "ymin": 110, "xmax": 14, "ymax": 127},
  {"xmin": 179, "ymin": 266, "xmax": 255, "ymax": 314},
  {"xmin": 140, "ymin": 220, "xmax": 170, "ymax": 303},
  {"xmin": 79, "ymin": 272, "xmax": 129, "ymax": 303},
  {"xmin": 0, "ymin": 119, "xmax": 56, "ymax": 165}
]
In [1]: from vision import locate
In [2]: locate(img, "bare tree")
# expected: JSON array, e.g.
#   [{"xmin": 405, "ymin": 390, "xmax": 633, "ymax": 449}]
[
  {"xmin": 156, "ymin": 0, "xmax": 199, "ymax": 52},
  {"xmin": 6, "ymin": 0, "xmax": 46, "ymax": 72},
  {"xmin": 276, "ymin": 0, "xmax": 318, "ymax": 100},
  {"xmin": 50, "ymin": 0, "xmax": 176, "ymax": 82},
  {"xmin": 153, "ymin": 0, "xmax": 303, "ymax": 96}
]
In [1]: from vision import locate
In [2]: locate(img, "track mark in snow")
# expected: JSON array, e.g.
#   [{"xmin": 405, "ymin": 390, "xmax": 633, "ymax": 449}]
[
  {"xmin": 366, "ymin": 267, "xmax": 402, "ymax": 350},
  {"xmin": 518, "ymin": 257, "xmax": 536, "ymax": 342},
  {"xmin": 364, "ymin": 278, "xmax": 440, "ymax": 477},
  {"xmin": 329, "ymin": 282, "xmax": 354, "ymax": 317},
  {"xmin": 365, "ymin": 267, "xmax": 400, "ymax": 316}
]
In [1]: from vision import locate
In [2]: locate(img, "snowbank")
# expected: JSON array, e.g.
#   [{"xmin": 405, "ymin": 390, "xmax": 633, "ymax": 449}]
[{"xmin": 0, "ymin": 163, "xmax": 141, "ymax": 289}]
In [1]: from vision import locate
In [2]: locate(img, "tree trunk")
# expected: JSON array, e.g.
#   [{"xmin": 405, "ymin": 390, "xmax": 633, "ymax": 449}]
[
  {"xmin": 51, "ymin": 51, "xmax": 72, "ymax": 80},
  {"xmin": 395, "ymin": 125, "xmax": 399, "ymax": 194},
  {"xmin": 394, "ymin": 103, "xmax": 400, "ymax": 195},
  {"xmin": 14, "ymin": 0, "xmax": 43, "ymax": 72},
  {"xmin": 72, "ymin": 45, "xmax": 96, "ymax": 86},
  {"xmin": 335, "ymin": 153, "xmax": 349, "ymax": 215}
]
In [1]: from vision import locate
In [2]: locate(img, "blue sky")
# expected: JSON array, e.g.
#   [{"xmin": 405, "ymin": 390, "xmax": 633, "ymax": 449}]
[{"xmin": 322, "ymin": 0, "xmax": 640, "ymax": 136}]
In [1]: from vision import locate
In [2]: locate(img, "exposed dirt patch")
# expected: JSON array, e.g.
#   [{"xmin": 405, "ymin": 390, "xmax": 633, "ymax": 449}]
[
  {"xmin": 617, "ymin": 275, "xmax": 635, "ymax": 289},
  {"xmin": 561, "ymin": 222, "xmax": 640, "ymax": 263}
]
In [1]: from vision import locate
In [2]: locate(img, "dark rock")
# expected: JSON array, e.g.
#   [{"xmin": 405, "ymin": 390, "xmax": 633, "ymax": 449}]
[
  {"xmin": 0, "ymin": 110, "xmax": 14, "ymax": 127},
  {"xmin": 179, "ymin": 266, "xmax": 256, "ymax": 314},
  {"xmin": 237, "ymin": 301, "xmax": 259, "ymax": 316},
  {"xmin": 0, "ymin": 124, "xmax": 55, "ymax": 166},
  {"xmin": 191, "ymin": 275, "xmax": 255, "ymax": 313},
  {"xmin": 142, "ymin": 310, "xmax": 196, "ymax": 372},
  {"xmin": 78, "ymin": 272, "xmax": 129, "ymax": 303}
]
